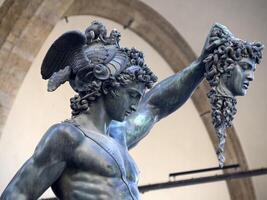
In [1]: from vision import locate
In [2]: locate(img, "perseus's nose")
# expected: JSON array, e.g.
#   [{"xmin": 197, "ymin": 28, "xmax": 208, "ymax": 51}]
[{"xmin": 130, "ymin": 105, "xmax": 137, "ymax": 111}]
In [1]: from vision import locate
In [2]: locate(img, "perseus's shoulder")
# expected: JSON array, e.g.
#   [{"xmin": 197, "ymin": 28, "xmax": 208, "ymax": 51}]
[{"xmin": 36, "ymin": 122, "xmax": 85, "ymax": 152}]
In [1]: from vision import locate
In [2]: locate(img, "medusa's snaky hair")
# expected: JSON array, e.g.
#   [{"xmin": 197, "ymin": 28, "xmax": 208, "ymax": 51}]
[
  {"xmin": 204, "ymin": 38, "xmax": 263, "ymax": 88},
  {"xmin": 204, "ymin": 25, "xmax": 264, "ymax": 129},
  {"xmin": 203, "ymin": 23, "xmax": 264, "ymax": 167}
]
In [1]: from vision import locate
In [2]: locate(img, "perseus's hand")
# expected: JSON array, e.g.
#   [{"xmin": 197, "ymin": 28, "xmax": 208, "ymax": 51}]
[{"xmin": 199, "ymin": 23, "xmax": 229, "ymax": 62}]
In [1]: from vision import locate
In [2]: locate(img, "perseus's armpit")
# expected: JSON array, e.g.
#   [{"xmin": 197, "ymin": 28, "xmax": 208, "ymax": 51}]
[{"xmin": 203, "ymin": 23, "xmax": 264, "ymax": 167}]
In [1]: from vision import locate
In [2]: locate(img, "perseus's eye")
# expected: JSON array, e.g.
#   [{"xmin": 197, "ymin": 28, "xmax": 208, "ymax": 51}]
[
  {"xmin": 129, "ymin": 91, "xmax": 141, "ymax": 99},
  {"xmin": 129, "ymin": 92, "xmax": 138, "ymax": 98}
]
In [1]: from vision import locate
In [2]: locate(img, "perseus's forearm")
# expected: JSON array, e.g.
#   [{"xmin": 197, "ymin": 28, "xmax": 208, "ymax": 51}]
[{"xmin": 143, "ymin": 59, "xmax": 205, "ymax": 120}]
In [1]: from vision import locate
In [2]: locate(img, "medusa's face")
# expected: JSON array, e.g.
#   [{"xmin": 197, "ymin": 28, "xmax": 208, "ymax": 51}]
[{"xmin": 222, "ymin": 58, "xmax": 256, "ymax": 96}]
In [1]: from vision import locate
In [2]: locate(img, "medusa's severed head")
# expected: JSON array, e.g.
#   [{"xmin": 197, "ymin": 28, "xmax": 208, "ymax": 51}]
[
  {"xmin": 41, "ymin": 21, "xmax": 157, "ymax": 117},
  {"xmin": 203, "ymin": 23, "xmax": 264, "ymax": 167},
  {"xmin": 204, "ymin": 24, "xmax": 263, "ymax": 128},
  {"xmin": 204, "ymin": 26, "xmax": 263, "ymax": 98}
]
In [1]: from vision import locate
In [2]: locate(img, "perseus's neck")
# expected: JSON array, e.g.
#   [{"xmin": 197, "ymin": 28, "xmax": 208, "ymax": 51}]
[{"xmin": 71, "ymin": 98, "xmax": 111, "ymax": 135}]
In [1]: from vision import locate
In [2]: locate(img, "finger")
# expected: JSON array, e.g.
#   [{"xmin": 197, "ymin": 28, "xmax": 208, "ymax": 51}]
[{"xmin": 206, "ymin": 39, "xmax": 224, "ymax": 51}]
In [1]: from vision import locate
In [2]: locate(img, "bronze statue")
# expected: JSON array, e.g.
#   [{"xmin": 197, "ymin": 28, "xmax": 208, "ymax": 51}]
[{"xmin": 0, "ymin": 21, "xmax": 263, "ymax": 199}]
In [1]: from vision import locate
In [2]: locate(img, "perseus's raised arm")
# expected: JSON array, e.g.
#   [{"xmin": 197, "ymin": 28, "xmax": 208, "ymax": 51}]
[
  {"xmin": 144, "ymin": 59, "xmax": 205, "ymax": 118},
  {"xmin": 116, "ymin": 28, "xmax": 224, "ymax": 149},
  {"xmin": 122, "ymin": 58, "xmax": 205, "ymax": 148}
]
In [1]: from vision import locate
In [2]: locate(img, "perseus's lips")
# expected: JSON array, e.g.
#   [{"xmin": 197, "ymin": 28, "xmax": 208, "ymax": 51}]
[{"xmin": 125, "ymin": 110, "xmax": 132, "ymax": 116}]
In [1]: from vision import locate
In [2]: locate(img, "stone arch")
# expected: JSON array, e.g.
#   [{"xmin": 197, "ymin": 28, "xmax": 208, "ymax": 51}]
[{"xmin": 0, "ymin": 0, "xmax": 255, "ymax": 199}]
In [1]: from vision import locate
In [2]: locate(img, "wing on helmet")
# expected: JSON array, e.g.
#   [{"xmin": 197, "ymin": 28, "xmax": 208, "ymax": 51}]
[{"xmin": 41, "ymin": 31, "xmax": 87, "ymax": 80}]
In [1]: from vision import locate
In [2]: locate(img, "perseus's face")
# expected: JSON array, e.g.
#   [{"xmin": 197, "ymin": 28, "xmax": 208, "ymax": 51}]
[
  {"xmin": 222, "ymin": 58, "xmax": 256, "ymax": 96},
  {"xmin": 104, "ymin": 81, "xmax": 146, "ymax": 122}
]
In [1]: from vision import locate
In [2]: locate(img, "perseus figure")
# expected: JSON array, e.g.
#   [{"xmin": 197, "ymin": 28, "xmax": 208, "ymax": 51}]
[
  {"xmin": 0, "ymin": 21, "xmax": 263, "ymax": 200},
  {"xmin": 203, "ymin": 24, "xmax": 264, "ymax": 167}
]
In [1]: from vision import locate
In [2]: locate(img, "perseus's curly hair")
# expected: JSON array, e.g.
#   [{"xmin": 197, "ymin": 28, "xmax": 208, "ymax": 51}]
[
  {"xmin": 203, "ymin": 25, "xmax": 264, "ymax": 167},
  {"xmin": 70, "ymin": 47, "xmax": 158, "ymax": 116}
]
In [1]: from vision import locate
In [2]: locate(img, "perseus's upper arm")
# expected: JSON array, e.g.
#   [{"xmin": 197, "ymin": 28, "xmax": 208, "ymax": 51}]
[
  {"xmin": 126, "ymin": 108, "xmax": 157, "ymax": 149},
  {"xmin": 33, "ymin": 123, "xmax": 83, "ymax": 164},
  {"xmin": 109, "ymin": 101, "xmax": 159, "ymax": 150},
  {"xmin": 1, "ymin": 123, "xmax": 83, "ymax": 200}
]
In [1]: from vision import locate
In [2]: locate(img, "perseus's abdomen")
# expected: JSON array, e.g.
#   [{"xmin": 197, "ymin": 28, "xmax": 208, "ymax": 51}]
[{"xmin": 52, "ymin": 171, "xmax": 139, "ymax": 200}]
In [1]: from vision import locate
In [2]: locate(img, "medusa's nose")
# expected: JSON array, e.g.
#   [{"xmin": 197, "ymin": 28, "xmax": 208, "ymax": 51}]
[{"xmin": 246, "ymin": 70, "xmax": 254, "ymax": 81}]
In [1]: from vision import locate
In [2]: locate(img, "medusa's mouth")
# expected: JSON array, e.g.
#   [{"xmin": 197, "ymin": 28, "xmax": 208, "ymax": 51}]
[{"xmin": 243, "ymin": 82, "xmax": 249, "ymax": 89}]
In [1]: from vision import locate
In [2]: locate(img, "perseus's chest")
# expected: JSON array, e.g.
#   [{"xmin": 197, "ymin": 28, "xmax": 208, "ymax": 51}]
[{"xmin": 72, "ymin": 130, "xmax": 139, "ymax": 183}]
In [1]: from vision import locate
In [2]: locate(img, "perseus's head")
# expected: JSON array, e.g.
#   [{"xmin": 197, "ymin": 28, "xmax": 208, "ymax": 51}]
[
  {"xmin": 41, "ymin": 21, "xmax": 157, "ymax": 121},
  {"xmin": 69, "ymin": 47, "xmax": 157, "ymax": 121}
]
